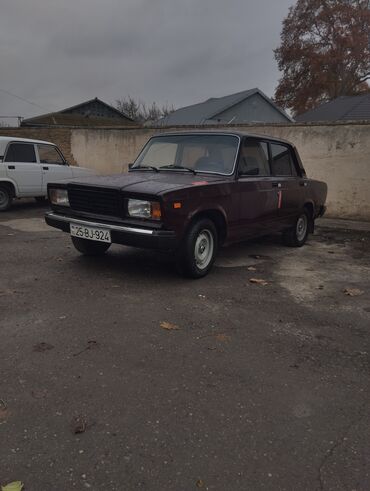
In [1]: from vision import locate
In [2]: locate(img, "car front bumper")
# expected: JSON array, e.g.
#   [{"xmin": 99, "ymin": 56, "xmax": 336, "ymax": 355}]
[{"xmin": 45, "ymin": 212, "xmax": 178, "ymax": 250}]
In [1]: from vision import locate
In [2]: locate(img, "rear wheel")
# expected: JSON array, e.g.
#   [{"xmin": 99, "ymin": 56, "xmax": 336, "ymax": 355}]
[
  {"xmin": 0, "ymin": 186, "xmax": 12, "ymax": 211},
  {"xmin": 71, "ymin": 236, "xmax": 111, "ymax": 256},
  {"xmin": 283, "ymin": 210, "xmax": 310, "ymax": 247},
  {"xmin": 177, "ymin": 218, "xmax": 218, "ymax": 278}
]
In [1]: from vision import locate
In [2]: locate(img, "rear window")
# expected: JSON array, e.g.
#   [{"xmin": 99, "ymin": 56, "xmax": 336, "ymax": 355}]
[
  {"xmin": 5, "ymin": 143, "xmax": 36, "ymax": 163},
  {"xmin": 270, "ymin": 143, "xmax": 296, "ymax": 176}
]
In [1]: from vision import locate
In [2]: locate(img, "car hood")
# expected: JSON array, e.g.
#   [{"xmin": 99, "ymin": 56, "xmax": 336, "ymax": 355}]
[
  {"xmin": 71, "ymin": 166, "xmax": 95, "ymax": 178},
  {"xmin": 67, "ymin": 171, "xmax": 227, "ymax": 195}
]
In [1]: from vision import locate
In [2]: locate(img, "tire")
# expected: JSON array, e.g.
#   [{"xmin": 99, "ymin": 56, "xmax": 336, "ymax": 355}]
[
  {"xmin": 283, "ymin": 210, "xmax": 310, "ymax": 247},
  {"xmin": 71, "ymin": 236, "xmax": 111, "ymax": 256},
  {"xmin": 0, "ymin": 185, "xmax": 12, "ymax": 211},
  {"xmin": 177, "ymin": 218, "xmax": 218, "ymax": 278}
]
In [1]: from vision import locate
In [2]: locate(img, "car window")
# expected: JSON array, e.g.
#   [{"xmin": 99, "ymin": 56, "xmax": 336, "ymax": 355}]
[
  {"xmin": 5, "ymin": 143, "xmax": 36, "ymax": 163},
  {"xmin": 134, "ymin": 135, "xmax": 239, "ymax": 175},
  {"xmin": 37, "ymin": 144, "xmax": 65, "ymax": 165},
  {"xmin": 239, "ymin": 140, "xmax": 270, "ymax": 176},
  {"xmin": 138, "ymin": 141, "xmax": 178, "ymax": 167},
  {"xmin": 270, "ymin": 143, "xmax": 296, "ymax": 176}
]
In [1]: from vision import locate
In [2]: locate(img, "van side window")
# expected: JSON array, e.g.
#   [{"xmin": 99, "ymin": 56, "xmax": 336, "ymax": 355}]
[
  {"xmin": 239, "ymin": 140, "xmax": 270, "ymax": 176},
  {"xmin": 5, "ymin": 143, "xmax": 36, "ymax": 163},
  {"xmin": 270, "ymin": 143, "xmax": 297, "ymax": 176}
]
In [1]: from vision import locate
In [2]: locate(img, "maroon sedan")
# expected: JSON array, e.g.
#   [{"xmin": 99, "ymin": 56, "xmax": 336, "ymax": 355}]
[{"xmin": 45, "ymin": 131, "xmax": 327, "ymax": 278}]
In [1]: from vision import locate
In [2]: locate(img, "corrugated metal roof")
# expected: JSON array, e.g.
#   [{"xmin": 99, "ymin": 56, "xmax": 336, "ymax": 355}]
[
  {"xmin": 159, "ymin": 88, "xmax": 292, "ymax": 125},
  {"xmin": 296, "ymin": 93, "xmax": 370, "ymax": 122}
]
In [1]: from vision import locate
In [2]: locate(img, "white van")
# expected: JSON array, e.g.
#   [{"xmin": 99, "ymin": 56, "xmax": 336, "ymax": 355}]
[{"xmin": 0, "ymin": 136, "xmax": 94, "ymax": 211}]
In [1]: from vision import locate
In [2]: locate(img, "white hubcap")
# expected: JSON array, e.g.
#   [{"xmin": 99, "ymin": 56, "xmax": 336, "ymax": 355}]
[
  {"xmin": 194, "ymin": 229, "xmax": 214, "ymax": 270},
  {"xmin": 296, "ymin": 215, "xmax": 308, "ymax": 241}
]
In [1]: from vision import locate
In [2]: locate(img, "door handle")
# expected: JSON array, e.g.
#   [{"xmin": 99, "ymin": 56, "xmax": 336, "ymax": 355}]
[
  {"xmin": 7, "ymin": 165, "xmax": 15, "ymax": 170},
  {"xmin": 43, "ymin": 166, "xmax": 49, "ymax": 170},
  {"xmin": 272, "ymin": 182, "xmax": 281, "ymax": 188}
]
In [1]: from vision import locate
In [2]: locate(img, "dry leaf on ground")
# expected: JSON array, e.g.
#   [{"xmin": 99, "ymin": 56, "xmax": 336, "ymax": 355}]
[
  {"xmin": 71, "ymin": 415, "xmax": 87, "ymax": 434},
  {"xmin": 343, "ymin": 288, "xmax": 364, "ymax": 297},
  {"xmin": 249, "ymin": 278, "xmax": 269, "ymax": 286},
  {"xmin": 1, "ymin": 482, "xmax": 24, "ymax": 491},
  {"xmin": 247, "ymin": 266, "xmax": 257, "ymax": 271},
  {"xmin": 196, "ymin": 479, "xmax": 205, "ymax": 488},
  {"xmin": 215, "ymin": 333, "xmax": 231, "ymax": 342},
  {"xmin": 160, "ymin": 321, "xmax": 180, "ymax": 331},
  {"xmin": 33, "ymin": 342, "xmax": 54, "ymax": 352}
]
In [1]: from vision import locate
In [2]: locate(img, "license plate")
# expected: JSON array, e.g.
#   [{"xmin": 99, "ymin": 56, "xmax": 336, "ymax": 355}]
[{"xmin": 70, "ymin": 223, "xmax": 111, "ymax": 243}]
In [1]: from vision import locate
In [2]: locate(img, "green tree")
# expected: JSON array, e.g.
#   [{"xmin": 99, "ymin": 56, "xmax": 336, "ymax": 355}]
[{"xmin": 274, "ymin": 0, "xmax": 370, "ymax": 116}]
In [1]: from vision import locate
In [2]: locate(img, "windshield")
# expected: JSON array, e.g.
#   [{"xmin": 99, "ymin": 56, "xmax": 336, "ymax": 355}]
[{"xmin": 133, "ymin": 134, "xmax": 240, "ymax": 175}]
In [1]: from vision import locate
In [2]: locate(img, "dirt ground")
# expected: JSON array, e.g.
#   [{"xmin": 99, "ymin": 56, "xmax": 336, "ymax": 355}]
[{"xmin": 1, "ymin": 200, "xmax": 370, "ymax": 491}]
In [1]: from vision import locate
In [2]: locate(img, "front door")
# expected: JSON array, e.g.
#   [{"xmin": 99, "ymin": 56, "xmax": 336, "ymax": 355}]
[
  {"xmin": 236, "ymin": 138, "xmax": 280, "ymax": 239},
  {"xmin": 5, "ymin": 142, "xmax": 42, "ymax": 195},
  {"xmin": 37, "ymin": 144, "xmax": 73, "ymax": 193}
]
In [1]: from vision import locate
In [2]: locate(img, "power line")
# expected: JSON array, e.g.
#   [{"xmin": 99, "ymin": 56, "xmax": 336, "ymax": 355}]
[{"xmin": 0, "ymin": 88, "xmax": 49, "ymax": 111}]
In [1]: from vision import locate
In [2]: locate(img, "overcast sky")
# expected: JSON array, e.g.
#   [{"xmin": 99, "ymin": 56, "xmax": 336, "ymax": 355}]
[{"xmin": 0, "ymin": 0, "xmax": 294, "ymax": 124}]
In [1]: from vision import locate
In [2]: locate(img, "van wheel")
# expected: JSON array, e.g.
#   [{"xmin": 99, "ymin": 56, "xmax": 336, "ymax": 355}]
[
  {"xmin": 71, "ymin": 237, "xmax": 111, "ymax": 256},
  {"xmin": 0, "ymin": 186, "xmax": 12, "ymax": 211},
  {"xmin": 177, "ymin": 218, "xmax": 218, "ymax": 278},
  {"xmin": 283, "ymin": 210, "xmax": 310, "ymax": 247}
]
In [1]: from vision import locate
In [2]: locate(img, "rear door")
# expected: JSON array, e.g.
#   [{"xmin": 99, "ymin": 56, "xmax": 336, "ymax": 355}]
[
  {"xmin": 236, "ymin": 138, "xmax": 280, "ymax": 238},
  {"xmin": 36, "ymin": 143, "xmax": 73, "ymax": 193},
  {"xmin": 5, "ymin": 142, "xmax": 42, "ymax": 195},
  {"xmin": 269, "ymin": 142, "xmax": 305, "ymax": 227}
]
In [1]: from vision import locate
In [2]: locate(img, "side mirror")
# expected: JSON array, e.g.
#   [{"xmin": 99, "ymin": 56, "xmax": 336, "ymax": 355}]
[{"xmin": 128, "ymin": 163, "xmax": 134, "ymax": 170}]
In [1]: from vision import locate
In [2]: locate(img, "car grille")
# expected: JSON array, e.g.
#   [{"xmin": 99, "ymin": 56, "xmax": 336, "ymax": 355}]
[{"xmin": 68, "ymin": 185, "xmax": 122, "ymax": 217}]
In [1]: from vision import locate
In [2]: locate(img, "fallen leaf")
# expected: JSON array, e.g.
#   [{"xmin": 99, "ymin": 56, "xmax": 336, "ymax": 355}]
[
  {"xmin": 343, "ymin": 288, "xmax": 364, "ymax": 297},
  {"xmin": 1, "ymin": 482, "xmax": 24, "ymax": 491},
  {"xmin": 249, "ymin": 278, "xmax": 269, "ymax": 286},
  {"xmin": 215, "ymin": 333, "xmax": 230, "ymax": 342},
  {"xmin": 33, "ymin": 342, "xmax": 54, "ymax": 352},
  {"xmin": 0, "ymin": 408, "xmax": 10, "ymax": 421},
  {"xmin": 247, "ymin": 266, "xmax": 257, "ymax": 271},
  {"xmin": 196, "ymin": 480, "xmax": 205, "ymax": 488},
  {"xmin": 71, "ymin": 415, "xmax": 87, "ymax": 434},
  {"xmin": 160, "ymin": 321, "xmax": 180, "ymax": 331}
]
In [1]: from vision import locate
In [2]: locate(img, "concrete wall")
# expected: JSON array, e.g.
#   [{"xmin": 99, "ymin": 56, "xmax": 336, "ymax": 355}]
[{"xmin": 2, "ymin": 123, "xmax": 370, "ymax": 220}]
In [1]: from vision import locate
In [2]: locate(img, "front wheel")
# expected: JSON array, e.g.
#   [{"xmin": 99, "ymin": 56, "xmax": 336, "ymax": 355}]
[
  {"xmin": 177, "ymin": 218, "xmax": 218, "ymax": 278},
  {"xmin": 71, "ymin": 236, "xmax": 111, "ymax": 256},
  {"xmin": 0, "ymin": 186, "xmax": 12, "ymax": 211},
  {"xmin": 283, "ymin": 210, "xmax": 310, "ymax": 247}
]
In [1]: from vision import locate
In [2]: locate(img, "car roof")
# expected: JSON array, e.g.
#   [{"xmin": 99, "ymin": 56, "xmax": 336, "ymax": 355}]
[
  {"xmin": 151, "ymin": 130, "xmax": 294, "ymax": 147},
  {"xmin": 0, "ymin": 136, "xmax": 57, "ymax": 156},
  {"xmin": 0, "ymin": 136, "xmax": 56, "ymax": 145}
]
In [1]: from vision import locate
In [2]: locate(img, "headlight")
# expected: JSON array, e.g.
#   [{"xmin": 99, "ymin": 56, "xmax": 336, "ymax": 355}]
[
  {"xmin": 49, "ymin": 188, "xmax": 69, "ymax": 206},
  {"xmin": 127, "ymin": 199, "xmax": 161, "ymax": 220}
]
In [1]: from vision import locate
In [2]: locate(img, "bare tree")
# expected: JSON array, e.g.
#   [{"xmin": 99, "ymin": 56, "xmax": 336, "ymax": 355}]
[{"xmin": 116, "ymin": 96, "xmax": 175, "ymax": 124}]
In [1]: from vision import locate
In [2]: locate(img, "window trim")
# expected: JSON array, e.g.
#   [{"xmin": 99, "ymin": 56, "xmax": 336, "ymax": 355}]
[
  {"xmin": 4, "ymin": 141, "xmax": 38, "ymax": 164},
  {"xmin": 269, "ymin": 142, "xmax": 299, "ymax": 178},
  {"xmin": 237, "ymin": 137, "xmax": 272, "ymax": 178},
  {"xmin": 132, "ymin": 133, "xmax": 241, "ymax": 177},
  {"xmin": 36, "ymin": 143, "xmax": 67, "ymax": 166}
]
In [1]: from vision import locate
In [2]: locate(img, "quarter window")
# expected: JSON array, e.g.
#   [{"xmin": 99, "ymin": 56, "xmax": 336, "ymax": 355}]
[
  {"xmin": 239, "ymin": 140, "xmax": 270, "ymax": 176},
  {"xmin": 37, "ymin": 144, "xmax": 64, "ymax": 165},
  {"xmin": 270, "ymin": 143, "xmax": 296, "ymax": 176},
  {"xmin": 5, "ymin": 143, "xmax": 36, "ymax": 163}
]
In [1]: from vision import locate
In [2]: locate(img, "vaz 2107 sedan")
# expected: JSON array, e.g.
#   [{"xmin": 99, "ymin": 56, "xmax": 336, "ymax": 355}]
[{"xmin": 45, "ymin": 131, "xmax": 327, "ymax": 278}]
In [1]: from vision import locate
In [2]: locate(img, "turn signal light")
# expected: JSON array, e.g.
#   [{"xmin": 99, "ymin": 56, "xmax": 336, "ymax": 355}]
[{"xmin": 151, "ymin": 202, "xmax": 162, "ymax": 220}]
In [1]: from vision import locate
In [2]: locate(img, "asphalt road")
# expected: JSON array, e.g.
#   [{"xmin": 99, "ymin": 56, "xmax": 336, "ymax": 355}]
[{"xmin": 1, "ymin": 200, "xmax": 370, "ymax": 491}]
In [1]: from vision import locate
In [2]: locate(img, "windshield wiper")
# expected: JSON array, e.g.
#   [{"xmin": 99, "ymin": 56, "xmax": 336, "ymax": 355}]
[
  {"xmin": 159, "ymin": 165, "xmax": 196, "ymax": 174},
  {"xmin": 134, "ymin": 165, "xmax": 159, "ymax": 172}
]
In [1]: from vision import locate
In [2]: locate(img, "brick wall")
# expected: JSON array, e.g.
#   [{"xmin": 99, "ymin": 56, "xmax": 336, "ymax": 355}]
[{"xmin": 0, "ymin": 127, "xmax": 77, "ymax": 165}]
